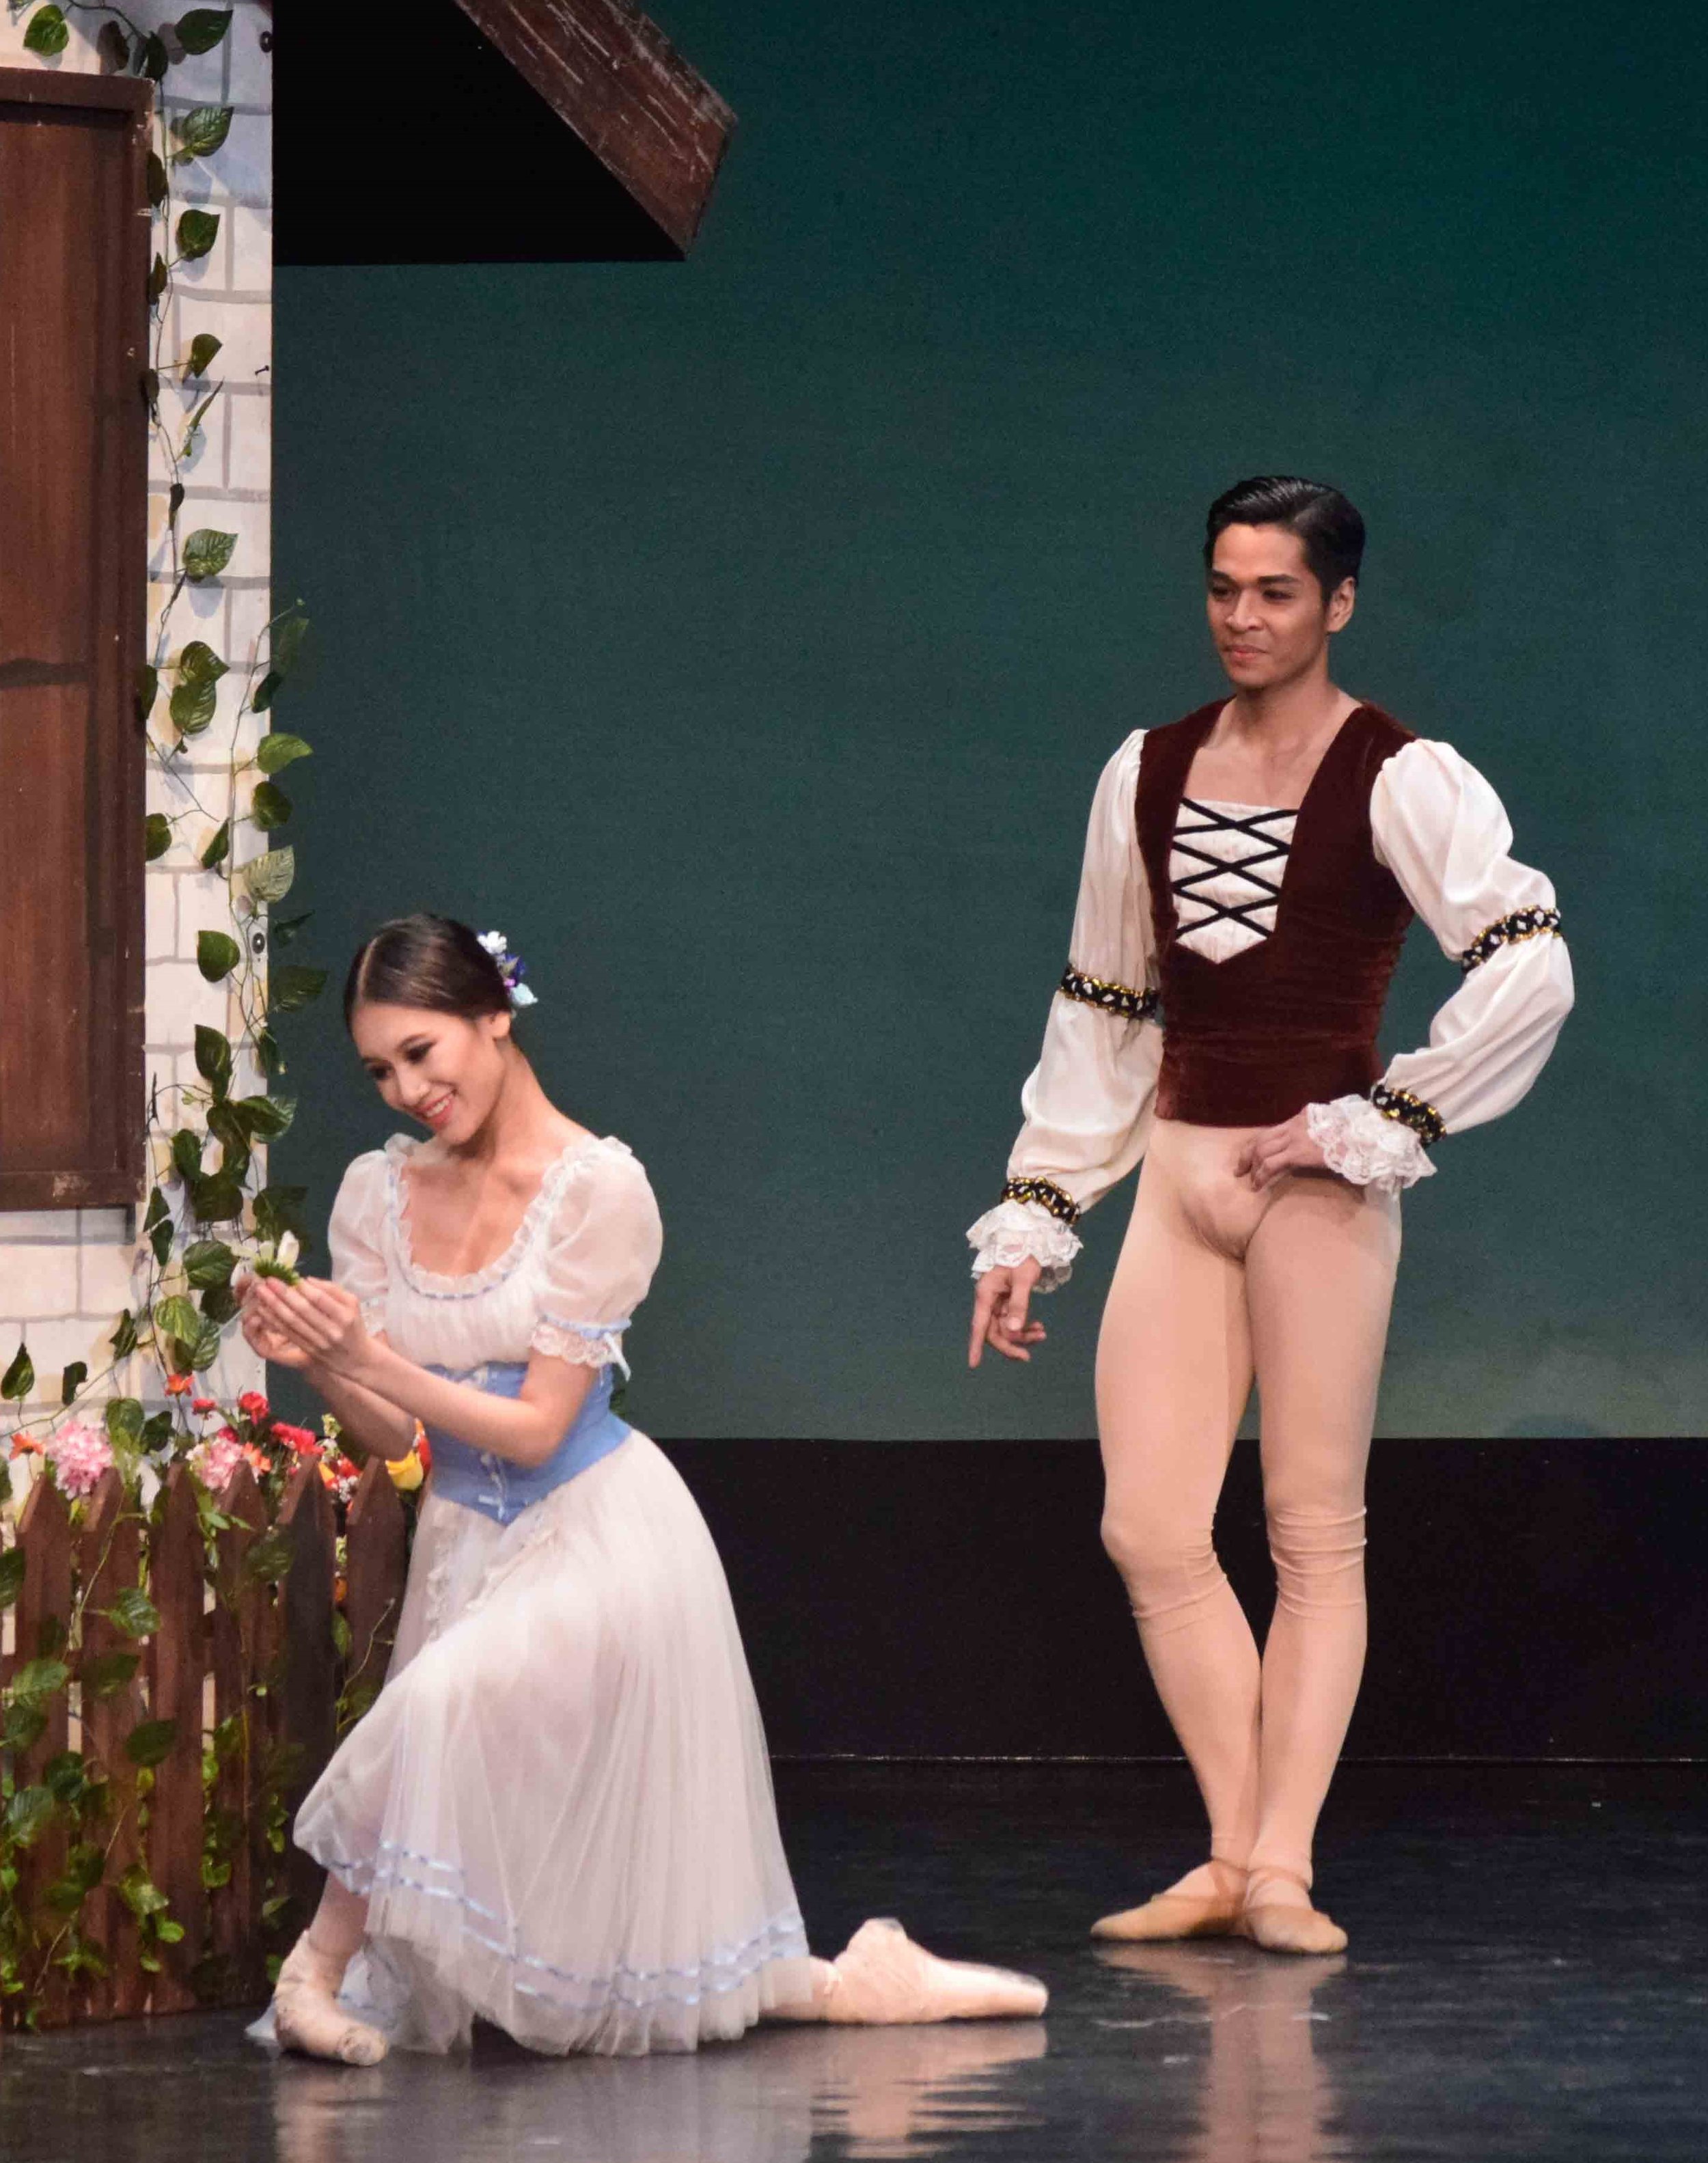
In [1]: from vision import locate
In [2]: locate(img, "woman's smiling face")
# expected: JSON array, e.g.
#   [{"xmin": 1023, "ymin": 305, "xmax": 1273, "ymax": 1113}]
[{"xmin": 351, "ymin": 1001, "xmax": 512, "ymax": 1144}]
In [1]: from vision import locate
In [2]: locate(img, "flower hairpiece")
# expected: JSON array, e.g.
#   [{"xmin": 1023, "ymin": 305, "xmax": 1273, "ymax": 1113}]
[{"xmin": 478, "ymin": 929, "xmax": 538, "ymax": 1007}]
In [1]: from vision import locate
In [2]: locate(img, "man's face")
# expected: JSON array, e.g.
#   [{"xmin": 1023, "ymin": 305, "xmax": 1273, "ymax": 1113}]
[{"xmin": 1205, "ymin": 523, "xmax": 1354, "ymax": 691}]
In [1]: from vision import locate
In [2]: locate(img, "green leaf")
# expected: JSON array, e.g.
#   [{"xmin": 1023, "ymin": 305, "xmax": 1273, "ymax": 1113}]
[
  {"xmin": 5, "ymin": 1787, "xmax": 55, "ymax": 1849},
  {"xmin": 179, "ymin": 640, "xmax": 227, "ymax": 686},
  {"xmin": 180, "ymin": 387, "xmax": 221, "ymax": 458},
  {"xmin": 10, "ymin": 1657, "xmax": 70, "ymax": 1703},
  {"xmin": 150, "ymin": 1212, "xmax": 174, "ymax": 1268},
  {"xmin": 124, "ymin": 1719, "xmax": 178, "ymax": 1769},
  {"xmin": 98, "ymin": 20, "xmax": 132, "ymax": 73},
  {"xmin": 191, "ymin": 1314, "xmax": 224, "ymax": 1371},
  {"xmin": 271, "ymin": 611, "xmax": 309, "ymax": 674},
  {"xmin": 194, "ymin": 1025, "xmax": 233, "ymax": 1097},
  {"xmin": 154, "ymin": 1295, "xmax": 199, "ymax": 1347},
  {"xmin": 105, "ymin": 1398, "xmax": 143, "ymax": 1447},
  {"xmin": 59, "ymin": 1362, "xmax": 87, "ymax": 1406},
  {"xmin": 110, "ymin": 1310, "xmax": 139, "ymax": 1360},
  {"xmin": 234, "ymin": 1094, "xmax": 294, "ymax": 1143},
  {"xmin": 169, "ymin": 677, "xmax": 218, "ymax": 737},
  {"xmin": 104, "ymin": 1586, "xmax": 161, "ymax": 1640},
  {"xmin": 118, "ymin": 1865, "xmax": 171, "ymax": 1921},
  {"xmin": 144, "ymin": 1185, "xmax": 170, "ymax": 1235},
  {"xmin": 135, "ymin": 663, "xmax": 159, "ymax": 724},
  {"xmin": 169, "ymin": 480, "xmax": 185, "ymax": 524},
  {"xmin": 1, "ymin": 1345, "xmax": 34, "ymax": 1405},
  {"xmin": 182, "ymin": 1239, "xmax": 236, "ymax": 1290},
  {"xmin": 186, "ymin": 331, "xmax": 223, "ymax": 378},
  {"xmin": 146, "ymin": 150, "xmax": 168, "ymax": 211},
  {"xmin": 182, "ymin": 527, "xmax": 235, "ymax": 581},
  {"xmin": 0, "ymin": 1548, "xmax": 24, "ymax": 1610},
  {"xmin": 148, "ymin": 251, "xmax": 168, "ymax": 306},
  {"xmin": 171, "ymin": 106, "xmax": 233, "ymax": 163},
  {"xmin": 3, "ymin": 1698, "xmax": 45, "ymax": 1754},
  {"xmin": 250, "ymin": 780, "xmax": 291, "ymax": 831},
  {"xmin": 250, "ymin": 668, "xmax": 282, "ymax": 713},
  {"xmin": 81, "ymin": 1651, "xmax": 141, "ymax": 1703},
  {"xmin": 270, "ymin": 965, "xmax": 327, "ymax": 1015},
  {"xmin": 176, "ymin": 206, "xmax": 222, "ymax": 262},
  {"xmin": 189, "ymin": 1173, "xmax": 244, "ymax": 1226},
  {"xmin": 176, "ymin": 10, "xmax": 234, "ymax": 56},
  {"xmin": 196, "ymin": 930, "xmax": 240, "ymax": 983},
  {"xmin": 256, "ymin": 732, "xmax": 311, "ymax": 777},
  {"xmin": 243, "ymin": 846, "xmax": 294, "ymax": 906},
  {"xmin": 255, "ymin": 1027, "xmax": 284, "ymax": 1081},
  {"xmin": 200, "ymin": 818, "xmax": 230, "ymax": 871},
  {"xmin": 141, "ymin": 31, "xmax": 169, "ymax": 81},
  {"xmin": 171, "ymin": 1127, "xmax": 204, "ymax": 1182},
  {"xmin": 38, "ymin": 1613, "xmax": 66, "ymax": 1657},
  {"xmin": 141, "ymin": 1410, "xmax": 174, "ymax": 1452},
  {"xmin": 206, "ymin": 1098, "xmax": 249, "ymax": 1163},
  {"xmin": 44, "ymin": 1752, "xmax": 89, "ymax": 1806},
  {"xmin": 243, "ymin": 1527, "xmax": 293, "ymax": 1586},
  {"xmin": 23, "ymin": 8, "xmax": 70, "ymax": 57},
  {"xmin": 141, "ymin": 367, "xmax": 161, "ymax": 415},
  {"xmin": 145, "ymin": 812, "xmax": 174, "ymax": 862},
  {"xmin": 199, "ymin": 1279, "xmax": 239, "ymax": 1327},
  {"xmin": 253, "ymin": 1185, "xmax": 307, "ymax": 1249}
]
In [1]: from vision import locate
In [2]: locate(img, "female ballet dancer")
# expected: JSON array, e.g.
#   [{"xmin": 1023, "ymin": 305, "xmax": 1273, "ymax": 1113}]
[
  {"xmin": 967, "ymin": 476, "xmax": 1572, "ymax": 1953},
  {"xmin": 245, "ymin": 914, "xmax": 1045, "ymax": 2062}
]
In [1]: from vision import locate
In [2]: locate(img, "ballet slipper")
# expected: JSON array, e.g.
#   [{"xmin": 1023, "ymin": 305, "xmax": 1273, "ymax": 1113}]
[
  {"xmin": 817, "ymin": 1918, "xmax": 1047, "ymax": 2024},
  {"xmin": 1090, "ymin": 1858, "xmax": 1248, "ymax": 1942},
  {"xmin": 1237, "ymin": 1868, "xmax": 1348, "ymax": 1957},
  {"xmin": 273, "ymin": 1933, "xmax": 389, "ymax": 2065}
]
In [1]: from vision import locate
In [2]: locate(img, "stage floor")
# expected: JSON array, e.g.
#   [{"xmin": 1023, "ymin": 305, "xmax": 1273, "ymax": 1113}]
[{"xmin": 2, "ymin": 1764, "xmax": 1704, "ymax": 2162}]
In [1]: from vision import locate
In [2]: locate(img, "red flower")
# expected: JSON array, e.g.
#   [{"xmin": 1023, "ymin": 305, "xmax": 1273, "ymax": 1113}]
[
  {"xmin": 238, "ymin": 1391, "xmax": 270, "ymax": 1422},
  {"xmin": 271, "ymin": 1421, "xmax": 318, "ymax": 1457},
  {"xmin": 164, "ymin": 1373, "xmax": 193, "ymax": 1396},
  {"xmin": 191, "ymin": 1397, "xmax": 219, "ymax": 1415},
  {"xmin": 415, "ymin": 1425, "xmax": 432, "ymax": 1474}
]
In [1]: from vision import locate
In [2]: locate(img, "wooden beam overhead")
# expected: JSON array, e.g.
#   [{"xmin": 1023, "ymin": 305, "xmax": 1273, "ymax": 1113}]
[{"xmin": 452, "ymin": 0, "xmax": 735, "ymax": 258}]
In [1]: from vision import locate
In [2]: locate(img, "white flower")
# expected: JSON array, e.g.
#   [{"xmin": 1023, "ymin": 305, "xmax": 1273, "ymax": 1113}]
[
  {"xmin": 511, "ymin": 982, "xmax": 538, "ymax": 1006},
  {"xmin": 477, "ymin": 931, "xmax": 507, "ymax": 957}
]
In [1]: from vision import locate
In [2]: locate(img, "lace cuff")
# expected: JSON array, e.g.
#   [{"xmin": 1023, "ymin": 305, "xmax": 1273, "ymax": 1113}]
[
  {"xmin": 529, "ymin": 1314, "xmax": 632, "ymax": 1377},
  {"xmin": 359, "ymin": 1297, "xmax": 387, "ymax": 1336},
  {"xmin": 965, "ymin": 1199, "xmax": 1082, "ymax": 1292},
  {"xmin": 1306, "ymin": 1097, "xmax": 1436, "ymax": 1195}
]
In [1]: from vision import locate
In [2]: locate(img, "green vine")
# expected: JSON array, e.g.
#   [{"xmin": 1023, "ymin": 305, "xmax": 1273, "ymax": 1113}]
[{"xmin": 0, "ymin": 4, "xmax": 332, "ymax": 2030}]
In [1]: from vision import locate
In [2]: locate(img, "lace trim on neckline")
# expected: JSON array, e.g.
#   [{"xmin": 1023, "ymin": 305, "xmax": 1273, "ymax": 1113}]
[{"xmin": 383, "ymin": 1132, "xmax": 626, "ymax": 1299}]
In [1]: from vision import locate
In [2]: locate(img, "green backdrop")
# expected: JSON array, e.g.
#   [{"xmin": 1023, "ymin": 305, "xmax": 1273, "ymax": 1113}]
[{"xmin": 274, "ymin": 1, "xmax": 1705, "ymax": 1439}]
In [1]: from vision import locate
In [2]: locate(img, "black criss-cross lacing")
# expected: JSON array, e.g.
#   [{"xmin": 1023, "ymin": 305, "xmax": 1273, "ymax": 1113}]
[{"xmin": 1171, "ymin": 799, "xmax": 1293, "ymax": 943}]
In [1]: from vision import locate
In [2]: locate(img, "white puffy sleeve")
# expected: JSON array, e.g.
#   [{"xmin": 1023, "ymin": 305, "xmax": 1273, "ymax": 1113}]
[
  {"xmin": 531, "ymin": 1143, "xmax": 665, "ymax": 1375},
  {"xmin": 1306, "ymin": 739, "xmax": 1573, "ymax": 1192},
  {"xmin": 327, "ymin": 1150, "xmax": 392, "ymax": 1334},
  {"xmin": 967, "ymin": 731, "xmax": 1163, "ymax": 1291}
]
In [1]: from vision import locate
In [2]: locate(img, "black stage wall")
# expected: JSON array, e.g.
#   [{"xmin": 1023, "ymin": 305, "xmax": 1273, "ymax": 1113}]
[
  {"xmin": 667, "ymin": 1437, "xmax": 1708, "ymax": 1761},
  {"xmin": 272, "ymin": 4, "xmax": 1708, "ymax": 1756}
]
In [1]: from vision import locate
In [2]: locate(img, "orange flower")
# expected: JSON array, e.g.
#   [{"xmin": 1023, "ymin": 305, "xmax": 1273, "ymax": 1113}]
[
  {"xmin": 164, "ymin": 1373, "xmax": 193, "ymax": 1396},
  {"xmin": 8, "ymin": 1433, "xmax": 42, "ymax": 1458},
  {"xmin": 240, "ymin": 1441, "xmax": 271, "ymax": 1478}
]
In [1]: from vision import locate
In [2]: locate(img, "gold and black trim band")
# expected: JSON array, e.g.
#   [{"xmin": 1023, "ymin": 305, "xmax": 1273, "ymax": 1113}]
[
  {"xmin": 1370, "ymin": 1082, "xmax": 1446, "ymax": 1148},
  {"xmin": 1059, "ymin": 965, "xmax": 1159, "ymax": 1022},
  {"xmin": 1458, "ymin": 906, "xmax": 1562, "ymax": 974},
  {"xmin": 1001, "ymin": 1176, "xmax": 1081, "ymax": 1226}
]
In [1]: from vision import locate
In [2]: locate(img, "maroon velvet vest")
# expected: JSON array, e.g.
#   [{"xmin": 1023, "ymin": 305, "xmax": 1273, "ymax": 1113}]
[{"xmin": 1135, "ymin": 700, "xmax": 1416, "ymax": 1127}]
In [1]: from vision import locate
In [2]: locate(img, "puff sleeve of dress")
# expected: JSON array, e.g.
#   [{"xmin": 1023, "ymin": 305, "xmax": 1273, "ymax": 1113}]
[
  {"xmin": 967, "ymin": 730, "xmax": 1164, "ymax": 1291},
  {"xmin": 327, "ymin": 1149, "xmax": 393, "ymax": 1336},
  {"xmin": 1306, "ymin": 739, "xmax": 1574, "ymax": 1191},
  {"xmin": 530, "ymin": 1142, "xmax": 665, "ymax": 1377}
]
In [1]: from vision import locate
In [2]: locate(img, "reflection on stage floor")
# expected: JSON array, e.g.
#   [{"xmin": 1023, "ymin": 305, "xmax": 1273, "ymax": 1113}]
[{"xmin": 1, "ymin": 1764, "xmax": 1703, "ymax": 2162}]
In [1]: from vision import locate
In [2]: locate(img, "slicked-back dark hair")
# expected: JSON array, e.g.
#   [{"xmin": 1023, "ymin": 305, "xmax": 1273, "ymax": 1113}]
[
  {"xmin": 343, "ymin": 913, "xmax": 512, "ymax": 1031},
  {"xmin": 1204, "ymin": 476, "xmax": 1365, "ymax": 600}
]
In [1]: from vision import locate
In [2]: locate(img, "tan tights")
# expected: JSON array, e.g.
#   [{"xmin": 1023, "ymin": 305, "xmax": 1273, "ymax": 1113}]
[{"xmin": 1097, "ymin": 1118, "xmax": 1400, "ymax": 1894}]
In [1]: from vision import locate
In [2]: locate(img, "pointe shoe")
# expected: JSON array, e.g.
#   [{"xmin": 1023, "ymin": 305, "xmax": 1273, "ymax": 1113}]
[
  {"xmin": 1237, "ymin": 1869, "xmax": 1348, "ymax": 1957},
  {"xmin": 1090, "ymin": 1861, "xmax": 1247, "ymax": 1942},
  {"xmin": 273, "ymin": 1933, "xmax": 389, "ymax": 2065},
  {"xmin": 819, "ymin": 1918, "xmax": 1048, "ymax": 2024}
]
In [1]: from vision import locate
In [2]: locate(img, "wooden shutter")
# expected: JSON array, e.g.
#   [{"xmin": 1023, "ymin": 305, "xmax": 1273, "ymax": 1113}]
[{"xmin": 0, "ymin": 70, "xmax": 151, "ymax": 1209}]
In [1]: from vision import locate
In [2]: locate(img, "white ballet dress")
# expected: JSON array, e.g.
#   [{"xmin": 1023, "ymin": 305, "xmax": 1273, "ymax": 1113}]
[{"xmin": 281, "ymin": 1132, "xmax": 814, "ymax": 2055}]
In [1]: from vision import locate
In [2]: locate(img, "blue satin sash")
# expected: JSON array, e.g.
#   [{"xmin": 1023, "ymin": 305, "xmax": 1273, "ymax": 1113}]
[{"xmin": 424, "ymin": 1362, "xmax": 630, "ymax": 1526}]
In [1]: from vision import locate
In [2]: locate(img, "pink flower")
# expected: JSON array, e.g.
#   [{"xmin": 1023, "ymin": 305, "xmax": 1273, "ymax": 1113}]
[
  {"xmin": 187, "ymin": 1431, "xmax": 245, "ymax": 1493},
  {"xmin": 43, "ymin": 1417, "xmax": 115, "ymax": 1499}
]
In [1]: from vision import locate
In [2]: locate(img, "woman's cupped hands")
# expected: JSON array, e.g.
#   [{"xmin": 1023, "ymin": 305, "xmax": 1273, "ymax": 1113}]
[{"xmin": 238, "ymin": 1273, "xmax": 370, "ymax": 1378}]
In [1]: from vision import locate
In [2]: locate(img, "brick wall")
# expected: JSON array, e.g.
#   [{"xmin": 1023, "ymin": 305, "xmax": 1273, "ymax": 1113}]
[{"xmin": 0, "ymin": 3, "xmax": 273, "ymax": 1412}]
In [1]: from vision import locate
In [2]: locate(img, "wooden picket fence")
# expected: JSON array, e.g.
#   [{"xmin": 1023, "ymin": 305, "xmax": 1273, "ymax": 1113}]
[{"xmin": 0, "ymin": 1454, "xmax": 409, "ymax": 2029}]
